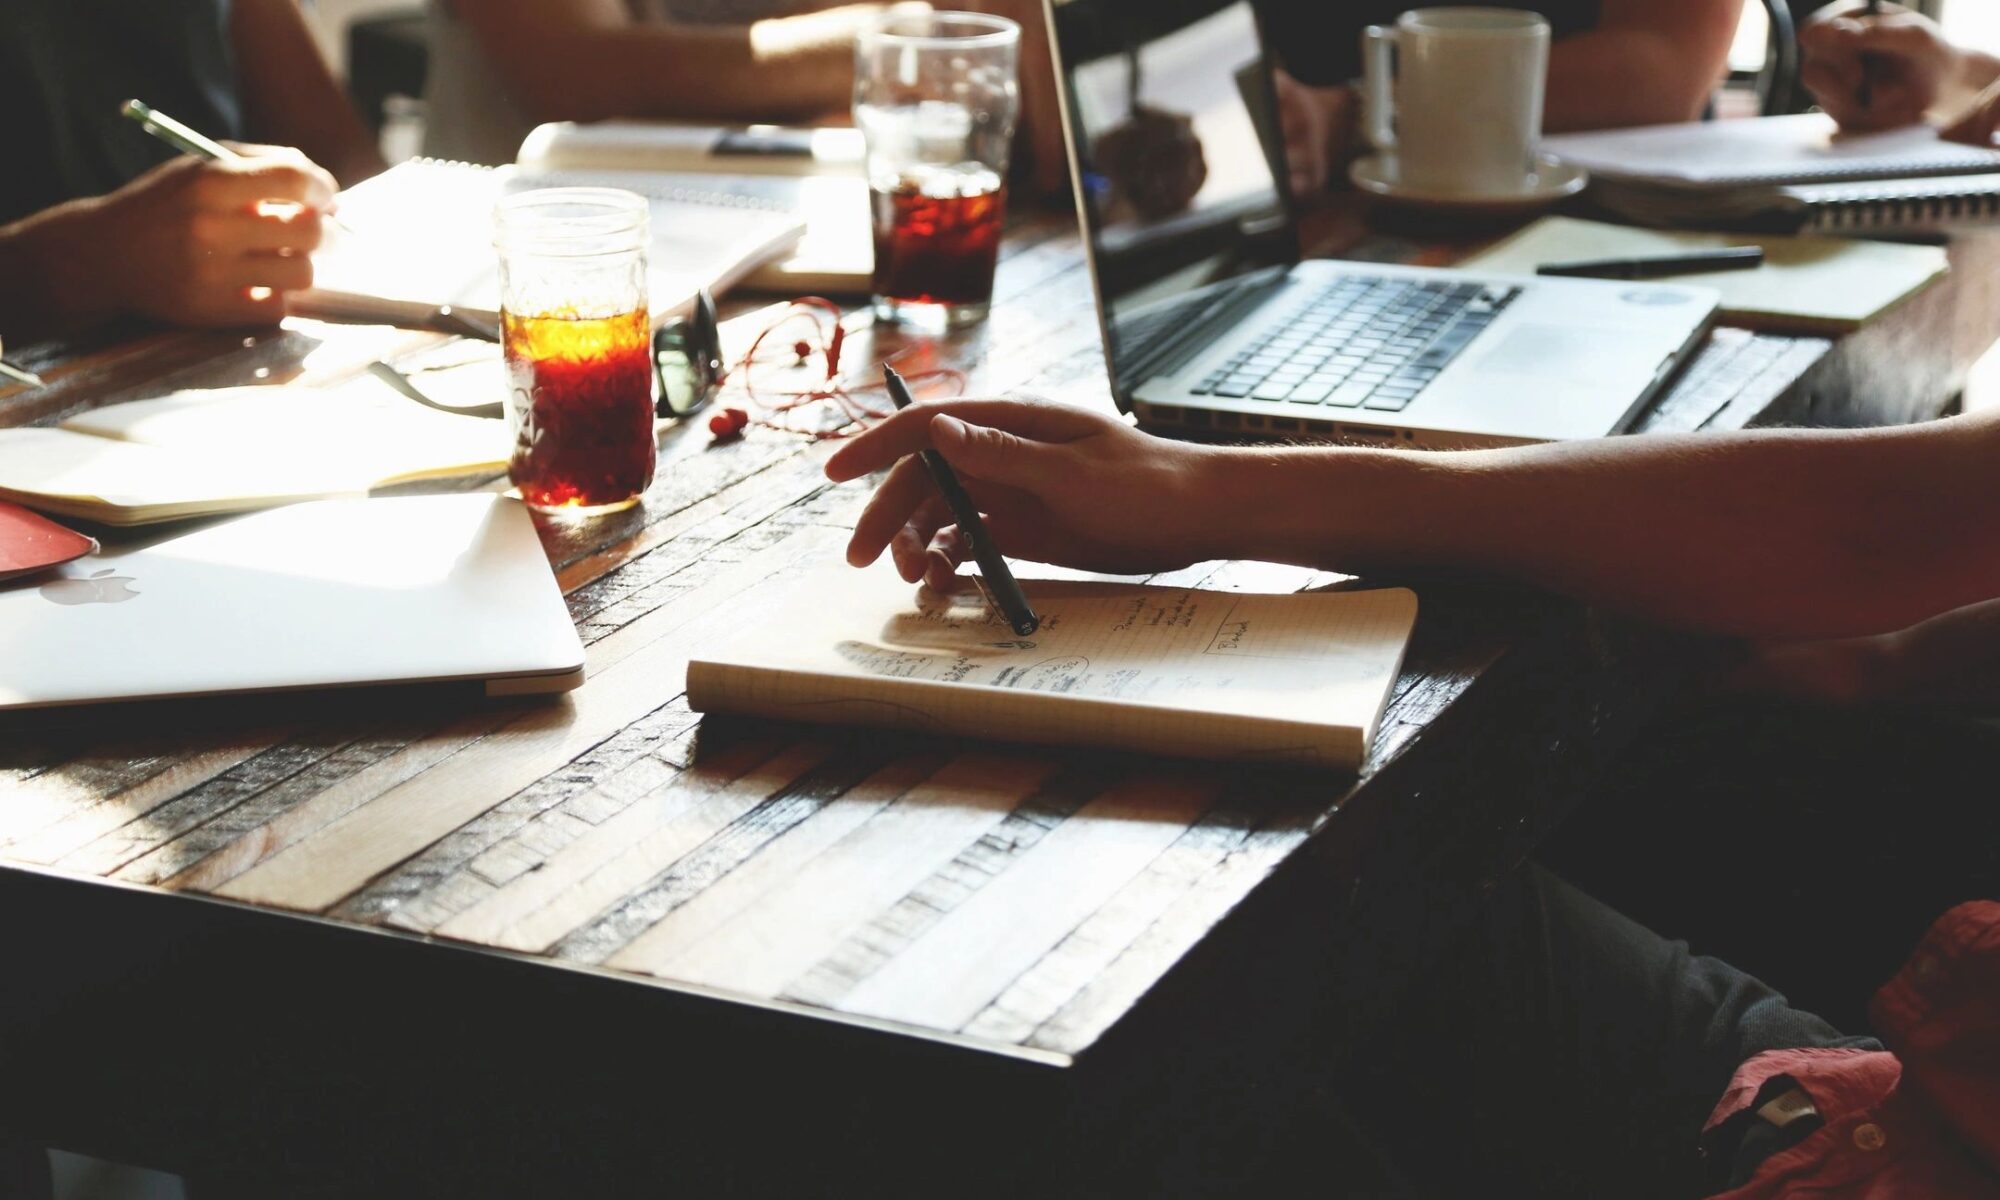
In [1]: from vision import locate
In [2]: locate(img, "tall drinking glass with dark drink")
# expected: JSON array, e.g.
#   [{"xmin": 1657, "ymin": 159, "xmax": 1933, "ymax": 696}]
[
  {"xmin": 494, "ymin": 188, "xmax": 656, "ymax": 514},
  {"xmin": 854, "ymin": 12, "xmax": 1019, "ymax": 331}
]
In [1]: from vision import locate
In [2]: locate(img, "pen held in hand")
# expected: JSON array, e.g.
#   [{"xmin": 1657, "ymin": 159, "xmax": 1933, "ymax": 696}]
[
  {"xmin": 1858, "ymin": 0, "xmax": 1884, "ymax": 111},
  {"xmin": 0, "ymin": 361, "xmax": 45, "ymax": 390},
  {"xmin": 0, "ymin": 337, "xmax": 45, "ymax": 390},
  {"xmin": 1537, "ymin": 246, "xmax": 1765, "ymax": 280},
  {"xmin": 119, "ymin": 98, "xmax": 357, "ymax": 236},
  {"xmin": 882, "ymin": 365, "xmax": 1041, "ymax": 637}
]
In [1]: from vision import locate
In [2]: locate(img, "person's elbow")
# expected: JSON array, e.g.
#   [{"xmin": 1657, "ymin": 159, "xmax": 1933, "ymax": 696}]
[
  {"xmin": 1628, "ymin": 37, "xmax": 1734, "ymax": 125},
  {"xmin": 485, "ymin": 41, "xmax": 636, "ymax": 125},
  {"xmin": 459, "ymin": 13, "xmax": 650, "ymax": 127},
  {"xmin": 1809, "ymin": 499, "xmax": 2000, "ymax": 638}
]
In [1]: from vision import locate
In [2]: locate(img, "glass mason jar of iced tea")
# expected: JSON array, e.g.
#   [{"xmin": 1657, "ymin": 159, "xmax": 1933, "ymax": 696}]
[
  {"xmin": 854, "ymin": 12, "xmax": 1020, "ymax": 331},
  {"xmin": 494, "ymin": 188, "xmax": 656, "ymax": 513}
]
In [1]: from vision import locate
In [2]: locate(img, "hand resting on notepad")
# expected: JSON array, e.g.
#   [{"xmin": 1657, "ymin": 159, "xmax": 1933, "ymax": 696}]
[
  {"xmin": 1801, "ymin": 5, "xmax": 2000, "ymax": 144},
  {"xmin": 826, "ymin": 399, "xmax": 1227, "ymax": 589},
  {"xmin": 826, "ymin": 395, "xmax": 2000, "ymax": 679}
]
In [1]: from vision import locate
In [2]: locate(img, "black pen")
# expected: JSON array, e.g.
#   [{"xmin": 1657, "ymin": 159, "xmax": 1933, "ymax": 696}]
[
  {"xmin": 0, "ymin": 337, "xmax": 44, "ymax": 389},
  {"xmin": 120, "ymin": 98, "xmax": 357, "ymax": 235},
  {"xmin": 882, "ymin": 366, "xmax": 1040, "ymax": 637},
  {"xmin": 1537, "ymin": 246, "xmax": 1765, "ymax": 280},
  {"xmin": 1858, "ymin": 0, "xmax": 1883, "ymax": 111}
]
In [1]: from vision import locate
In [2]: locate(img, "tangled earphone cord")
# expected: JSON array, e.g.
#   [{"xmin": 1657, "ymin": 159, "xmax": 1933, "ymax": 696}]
[{"xmin": 723, "ymin": 297, "xmax": 968, "ymax": 439}]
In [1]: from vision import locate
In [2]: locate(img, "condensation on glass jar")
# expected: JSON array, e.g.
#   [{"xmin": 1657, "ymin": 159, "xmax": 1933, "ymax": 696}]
[
  {"xmin": 493, "ymin": 187, "xmax": 656, "ymax": 515},
  {"xmin": 854, "ymin": 11, "xmax": 1020, "ymax": 332}
]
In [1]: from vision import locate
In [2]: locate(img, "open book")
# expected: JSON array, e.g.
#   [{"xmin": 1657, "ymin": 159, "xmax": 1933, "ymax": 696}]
[
  {"xmin": 1460, "ymin": 216, "xmax": 1948, "ymax": 334},
  {"xmin": 688, "ymin": 565, "xmax": 1418, "ymax": 770},
  {"xmin": 1544, "ymin": 113, "xmax": 2000, "ymax": 189},
  {"xmin": 296, "ymin": 157, "xmax": 808, "ymax": 329},
  {"xmin": 516, "ymin": 120, "xmax": 865, "ymax": 178},
  {"xmin": 0, "ymin": 375, "xmax": 507, "ymax": 525},
  {"xmin": 516, "ymin": 121, "xmax": 874, "ymax": 295},
  {"xmin": 1544, "ymin": 114, "xmax": 2000, "ymax": 233}
]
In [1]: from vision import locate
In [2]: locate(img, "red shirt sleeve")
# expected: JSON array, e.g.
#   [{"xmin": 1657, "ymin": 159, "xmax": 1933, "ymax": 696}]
[{"xmin": 1870, "ymin": 900, "xmax": 2000, "ymax": 1177}]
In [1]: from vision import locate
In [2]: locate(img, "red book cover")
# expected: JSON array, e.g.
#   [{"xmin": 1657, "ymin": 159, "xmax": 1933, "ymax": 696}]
[{"xmin": 0, "ymin": 501, "xmax": 97, "ymax": 582}]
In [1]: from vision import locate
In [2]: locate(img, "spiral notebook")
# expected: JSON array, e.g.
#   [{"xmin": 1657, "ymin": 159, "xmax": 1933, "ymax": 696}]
[
  {"xmin": 1775, "ymin": 173, "xmax": 2000, "ymax": 235},
  {"xmin": 1462, "ymin": 216, "xmax": 1947, "ymax": 333},
  {"xmin": 688, "ymin": 564, "xmax": 1419, "ymax": 770},
  {"xmin": 1545, "ymin": 114, "xmax": 2000, "ymax": 234},
  {"xmin": 1545, "ymin": 114, "xmax": 2000, "ymax": 189},
  {"xmin": 0, "ymin": 375, "xmax": 509, "ymax": 525},
  {"xmin": 296, "ymin": 158, "xmax": 806, "ymax": 328},
  {"xmin": 515, "ymin": 122, "xmax": 875, "ymax": 294}
]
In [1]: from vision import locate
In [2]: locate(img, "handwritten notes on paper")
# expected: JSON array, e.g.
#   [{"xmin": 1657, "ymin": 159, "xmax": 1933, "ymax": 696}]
[{"xmin": 687, "ymin": 564, "xmax": 1419, "ymax": 769}]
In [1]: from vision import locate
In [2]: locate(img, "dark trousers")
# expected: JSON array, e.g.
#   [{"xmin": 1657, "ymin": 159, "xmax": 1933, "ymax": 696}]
[
  {"xmin": 1545, "ymin": 698, "xmax": 2000, "ymax": 1034},
  {"xmin": 1, "ymin": 1140, "xmax": 51, "ymax": 1200},
  {"xmin": 1346, "ymin": 862, "xmax": 1876, "ymax": 1200}
]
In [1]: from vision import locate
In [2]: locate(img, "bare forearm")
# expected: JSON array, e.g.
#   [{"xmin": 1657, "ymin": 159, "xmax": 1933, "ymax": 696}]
[
  {"xmin": 471, "ymin": 23, "xmax": 850, "ymax": 125},
  {"xmin": 1878, "ymin": 597, "xmax": 2000, "ymax": 708},
  {"xmin": 1948, "ymin": 46, "xmax": 2000, "ymax": 108},
  {"xmin": 1541, "ymin": 0, "xmax": 1738, "ymax": 130},
  {"xmin": 0, "ymin": 203, "xmax": 112, "ymax": 338},
  {"xmin": 1206, "ymin": 417, "xmax": 2000, "ymax": 638},
  {"xmin": 1543, "ymin": 30, "xmax": 1723, "ymax": 130},
  {"xmin": 232, "ymin": 0, "xmax": 385, "ymax": 185}
]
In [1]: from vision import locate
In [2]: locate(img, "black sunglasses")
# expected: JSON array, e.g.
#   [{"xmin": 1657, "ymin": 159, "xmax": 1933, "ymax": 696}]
[
  {"xmin": 652, "ymin": 288, "xmax": 724, "ymax": 418},
  {"xmin": 371, "ymin": 289, "xmax": 725, "ymax": 421}
]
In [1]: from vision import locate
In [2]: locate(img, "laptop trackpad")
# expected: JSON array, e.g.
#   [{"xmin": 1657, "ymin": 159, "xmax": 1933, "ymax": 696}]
[{"xmin": 1474, "ymin": 325, "xmax": 1660, "ymax": 380}]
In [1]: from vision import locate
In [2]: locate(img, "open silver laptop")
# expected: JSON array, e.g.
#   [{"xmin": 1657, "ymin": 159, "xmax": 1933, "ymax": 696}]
[
  {"xmin": 0, "ymin": 494, "xmax": 584, "ymax": 710},
  {"xmin": 1046, "ymin": 0, "xmax": 1719, "ymax": 448}
]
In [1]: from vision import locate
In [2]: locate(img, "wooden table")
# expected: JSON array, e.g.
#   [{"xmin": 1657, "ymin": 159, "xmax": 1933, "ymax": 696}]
[{"xmin": 4, "ymin": 205, "xmax": 1998, "ymax": 1195}]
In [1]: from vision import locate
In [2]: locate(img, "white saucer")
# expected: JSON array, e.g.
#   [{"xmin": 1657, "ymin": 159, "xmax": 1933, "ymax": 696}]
[{"xmin": 1349, "ymin": 154, "xmax": 1588, "ymax": 214}]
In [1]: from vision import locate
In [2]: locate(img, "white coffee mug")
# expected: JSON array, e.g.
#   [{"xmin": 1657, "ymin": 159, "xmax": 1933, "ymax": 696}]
[{"xmin": 1362, "ymin": 8, "xmax": 1551, "ymax": 195}]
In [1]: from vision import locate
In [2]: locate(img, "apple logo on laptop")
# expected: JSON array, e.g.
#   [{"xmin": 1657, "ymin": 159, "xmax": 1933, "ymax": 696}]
[{"xmin": 41, "ymin": 567, "xmax": 140, "ymax": 606}]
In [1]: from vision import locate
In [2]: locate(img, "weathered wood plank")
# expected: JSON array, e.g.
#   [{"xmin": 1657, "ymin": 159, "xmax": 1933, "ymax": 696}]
[
  {"xmin": 50, "ymin": 727, "xmax": 360, "ymax": 876},
  {"xmin": 2, "ymin": 736, "xmax": 286, "ymax": 858},
  {"xmin": 329, "ymin": 697, "xmax": 707, "ymax": 928},
  {"xmin": 432, "ymin": 739, "xmax": 837, "ymax": 951},
  {"xmin": 619, "ymin": 753, "xmax": 1058, "ymax": 999},
  {"xmin": 825, "ymin": 773, "xmax": 1220, "ymax": 1031},
  {"xmin": 1025, "ymin": 815, "xmax": 1312, "ymax": 1055},
  {"xmin": 961, "ymin": 801, "xmax": 1263, "ymax": 1045},
  {"xmin": 776, "ymin": 763, "xmax": 1116, "ymax": 1008},
  {"xmin": 592, "ymin": 754, "xmax": 944, "ymax": 971},
  {"xmin": 150, "ymin": 710, "xmax": 512, "ymax": 893},
  {"xmin": 213, "ymin": 524, "xmax": 842, "ymax": 910}
]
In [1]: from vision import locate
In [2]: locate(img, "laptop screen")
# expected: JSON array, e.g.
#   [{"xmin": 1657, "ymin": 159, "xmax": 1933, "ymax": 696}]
[{"xmin": 1050, "ymin": 0, "xmax": 1298, "ymax": 396}]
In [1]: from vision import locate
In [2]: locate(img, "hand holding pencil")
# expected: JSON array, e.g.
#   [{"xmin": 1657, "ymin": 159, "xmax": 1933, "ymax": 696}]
[
  {"xmin": 1799, "ymin": 3, "xmax": 1958, "ymax": 134},
  {"xmin": 23, "ymin": 100, "xmax": 342, "ymax": 329},
  {"xmin": 826, "ymin": 394, "xmax": 1230, "ymax": 592},
  {"xmin": 0, "ymin": 337, "xmax": 46, "ymax": 390}
]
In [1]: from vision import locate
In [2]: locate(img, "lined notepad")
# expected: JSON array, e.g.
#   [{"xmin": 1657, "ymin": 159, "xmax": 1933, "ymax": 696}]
[
  {"xmin": 515, "ymin": 122, "xmax": 873, "ymax": 294},
  {"xmin": 0, "ymin": 376, "xmax": 508, "ymax": 525},
  {"xmin": 1461, "ymin": 216, "xmax": 1949, "ymax": 334},
  {"xmin": 1544, "ymin": 113, "xmax": 2000, "ymax": 189},
  {"xmin": 297, "ymin": 157, "xmax": 807, "ymax": 327},
  {"xmin": 688, "ymin": 565, "xmax": 1418, "ymax": 769}
]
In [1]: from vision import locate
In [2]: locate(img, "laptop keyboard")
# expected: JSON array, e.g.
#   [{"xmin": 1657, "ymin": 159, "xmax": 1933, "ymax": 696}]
[{"xmin": 1191, "ymin": 275, "xmax": 1521, "ymax": 412}]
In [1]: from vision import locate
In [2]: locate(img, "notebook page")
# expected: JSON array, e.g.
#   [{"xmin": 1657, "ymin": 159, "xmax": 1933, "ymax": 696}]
[
  {"xmin": 691, "ymin": 564, "xmax": 1418, "ymax": 767},
  {"xmin": 1460, "ymin": 216, "xmax": 1948, "ymax": 332},
  {"xmin": 1544, "ymin": 113, "xmax": 2000, "ymax": 187},
  {"xmin": 306, "ymin": 158, "xmax": 505, "ymax": 308},
  {"xmin": 302, "ymin": 159, "xmax": 805, "ymax": 321},
  {"xmin": 505, "ymin": 167, "xmax": 808, "ymax": 308},
  {"xmin": 60, "ymin": 377, "xmax": 508, "ymax": 487},
  {"xmin": 0, "ymin": 427, "xmax": 355, "ymax": 522}
]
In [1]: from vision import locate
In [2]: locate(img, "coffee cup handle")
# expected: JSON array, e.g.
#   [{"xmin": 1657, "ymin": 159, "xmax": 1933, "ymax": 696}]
[{"xmin": 1361, "ymin": 25, "xmax": 1397, "ymax": 152}]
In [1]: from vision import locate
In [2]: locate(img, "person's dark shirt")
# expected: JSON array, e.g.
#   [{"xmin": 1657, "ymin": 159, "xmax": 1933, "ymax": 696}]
[
  {"xmin": 1253, "ymin": 1, "xmax": 1605, "ymax": 86},
  {"xmin": 1, "ymin": 0, "xmax": 244, "ymax": 225}
]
